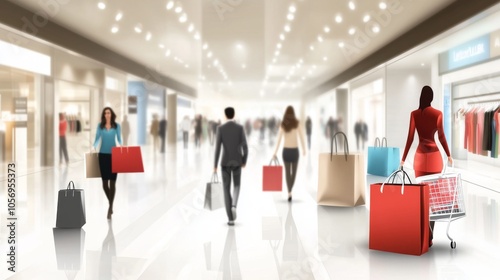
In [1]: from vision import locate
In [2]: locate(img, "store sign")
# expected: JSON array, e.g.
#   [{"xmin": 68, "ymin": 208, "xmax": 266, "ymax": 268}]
[
  {"xmin": 447, "ymin": 35, "xmax": 490, "ymax": 71},
  {"xmin": 13, "ymin": 97, "xmax": 28, "ymax": 127},
  {"xmin": 128, "ymin": 96, "xmax": 137, "ymax": 114},
  {"xmin": 490, "ymin": 30, "xmax": 500, "ymax": 58}
]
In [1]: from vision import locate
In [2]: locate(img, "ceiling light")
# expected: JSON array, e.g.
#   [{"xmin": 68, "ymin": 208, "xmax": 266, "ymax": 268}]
[
  {"xmin": 312, "ymin": 65, "xmax": 317, "ymax": 69},
  {"xmin": 213, "ymin": 60, "xmax": 219, "ymax": 66},
  {"xmin": 284, "ymin": 25, "xmax": 291, "ymax": 32},
  {"xmin": 134, "ymin": 24, "xmax": 143, "ymax": 33},
  {"xmin": 379, "ymin": 2, "xmax": 387, "ymax": 9},
  {"xmin": 175, "ymin": 6, "xmax": 183, "ymax": 13},
  {"xmin": 335, "ymin": 15, "xmax": 343, "ymax": 23},
  {"xmin": 166, "ymin": 1, "xmax": 174, "ymax": 10},
  {"xmin": 372, "ymin": 25, "xmax": 380, "ymax": 33},
  {"xmin": 349, "ymin": 1, "xmax": 356, "ymax": 10},
  {"xmin": 338, "ymin": 42, "xmax": 345, "ymax": 48},
  {"xmin": 207, "ymin": 51, "xmax": 213, "ymax": 58},
  {"xmin": 272, "ymin": 58, "xmax": 277, "ymax": 63},
  {"xmin": 280, "ymin": 34, "xmax": 285, "ymax": 41},
  {"xmin": 421, "ymin": 63, "xmax": 425, "ymax": 66},
  {"xmin": 115, "ymin": 12, "xmax": 123, "ymax": 21},
  {"xmin": 97, "ymin": 1, "xmax": 106, "ymax": 10},
  {"xmin": 287, "ymin": 13, "xmax": 295, "ymax": 21},
  {"xmin": 179, "ymin": 14, "xmax": 187, "ymax": 23},
  {"xmin": 299, "ymin": 59, "xmax": 303, "ymax": 64},
  {"xmin": 310, "ymin": 45, "xmax": 314, "ymax": 50},
  {"xmin": 260, "ymin": 90, "xmax": 265, "ymax": 96},
  {"xmin": 301, "ymin": 76, "xmax": 306, "ymax": 80},
  {"xmin": 188, "ymin": 24, "xmax": 195, "ymax": 33},
  {"xmin": 111, "ymin": 24, "xmax": 119, "ymax": 33},
  {"xmin": 277, "ymin": 43, "xmax": 282, "ymax": 49},
  {"xmin": 317, "ymin": 35, "xmax": 323, "ymax": 42},
  {"xmin": 289, "ymin": 5, "xmax": 296, "ymax": 13},
  {"xmin": 275, "ymin": 50, "xmax": 280, "ymax": 56},
  {"xmin": 185, "ymin": 64, "xmax": 189, "ymax": 68},
  {"xmin": 145, "ymin": 32, "xmax": 152, "ymax": 41},
  {"xmin": 159, "ymin": 44, "xmax": 165, "ymax": 49},
  {"xmin": 237, "ymin": 43, "xmax": 243, "ymax": 49},
  {"xmin": 323, "ymin": 56, "xmax": 328, "ymax": 61},
  {"xmin": 241, "ymin": 64, "xmax": 246, "ymax": 69},
  {"xmin": 324, "ymin": 26, "xmax": 330, "ymax": 33},
  {"xmin": 363, "ymin": 14, "xmax": 370, "ymax": 22},
  {"xmin": 203, "ymin": 43, "xmax": 208, "ymax": 50},
  {"xmin": 194, "ymin": 32, "xmax": 201, "ymax": 40},
  {"xmin": 165, "ymin": 49, "xmax": 171, "ymax": 56},
  {"xmin": 286, "ymin": 76, "xmax": 290, "ymax": 80},
  {"xmin": 349, "ymin": 27, "xmax": 356, "ymax": 35}
]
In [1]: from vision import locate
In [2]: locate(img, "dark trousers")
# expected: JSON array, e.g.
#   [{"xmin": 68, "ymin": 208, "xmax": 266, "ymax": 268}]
[
  {"xmin": 307, "ymin": 134, "xmax": 311, "ymax": 150},
  {"xmin": 183, "ymin": 132, "xmax": 189, "ymax": 148},
  {"xmin": 221, "ymin": 166, "xmax": 241, "ymax": 221},
  {"xmin": 59, "ymin": 136, "xmax": 69, "ymax": 163},
  {"xmin": 160, "ymin": 136, "xmax": 165, "ymax": 153},
  {"xmin": 283, "ymin": 148, "xmax": 299, "ymax": 193}
]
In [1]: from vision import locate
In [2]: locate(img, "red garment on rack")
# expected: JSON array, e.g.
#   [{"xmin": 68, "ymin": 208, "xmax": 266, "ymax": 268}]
[
  {"xmin": 476, "ymin": 108, "xmax": 488, "ymax": 156},
  {"xmin": 402, "ymin": 107, "xmax": 451, "ymax": 177}
]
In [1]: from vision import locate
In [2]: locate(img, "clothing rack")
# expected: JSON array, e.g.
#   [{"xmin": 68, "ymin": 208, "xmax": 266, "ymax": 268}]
[
  {"xmin": 454, "ymin": 91, "xmax": 500, "ymax": 101},
  {"xmin": 467, "ymin": 99, "xmax": 500, "ymax": 105}
]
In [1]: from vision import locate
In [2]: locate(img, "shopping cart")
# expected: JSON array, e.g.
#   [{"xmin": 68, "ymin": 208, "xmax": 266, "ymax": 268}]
[{"xmin": 416, "ymin": 168, "xmax": 466, "ymax": 249}]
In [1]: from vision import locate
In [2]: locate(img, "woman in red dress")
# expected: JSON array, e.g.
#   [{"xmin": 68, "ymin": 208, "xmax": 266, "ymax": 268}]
[{"xmin": 400, "ymin": 85, "xmax": 453, "ymax": 247}]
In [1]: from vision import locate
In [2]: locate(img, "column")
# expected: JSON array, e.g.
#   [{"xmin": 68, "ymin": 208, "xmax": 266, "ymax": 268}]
[{"xmin": 167, "ymin": 92, "xmax": 177, "ymax": 144}]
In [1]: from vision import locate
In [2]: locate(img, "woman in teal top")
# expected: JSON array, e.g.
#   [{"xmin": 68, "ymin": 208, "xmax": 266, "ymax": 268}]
[{"xmin": 93, "ymin": 107, "xmax": 122, "ymax": 219}]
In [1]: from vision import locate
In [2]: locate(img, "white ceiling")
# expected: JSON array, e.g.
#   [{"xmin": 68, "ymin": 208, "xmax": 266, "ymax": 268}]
[{"xmin": 11, "ymin": 0, "xmax": 457, "ymax": 99}]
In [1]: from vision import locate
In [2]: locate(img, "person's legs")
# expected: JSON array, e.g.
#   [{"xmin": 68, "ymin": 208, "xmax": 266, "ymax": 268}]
[
  {"xmin": 289, "ymin": 160, "xmax": 299, "ymax": 191},
  {"xmin": 284, "ymin": 161, "xmax": 293, "ymax": 193},
  {"xmin": 221, "ymin": 166, "xmax": 234, "ymax": 223},
  {"xmin": 183, "ymin": 131, "xmax": 188, "ymax": 148},
  {"xmin": 109, "ymin": 180, "xmax": 116, "ymax": 213},
  {"xmin": 307, "ymin": 134, "xmax": 311, "ymax": 150},
  {"xmin": 231, "ymin": 166, "xmax": 242, "ymax": 207}
]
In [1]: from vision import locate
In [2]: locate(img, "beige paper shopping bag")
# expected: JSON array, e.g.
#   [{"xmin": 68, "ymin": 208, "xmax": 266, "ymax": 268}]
[
  {"xmin": 85, "ymin": 152, "xmax": 101, "ymax": 178},
  {"xmin": 317, "ymin": 132, "xmax": 366, "ymax": 207}
]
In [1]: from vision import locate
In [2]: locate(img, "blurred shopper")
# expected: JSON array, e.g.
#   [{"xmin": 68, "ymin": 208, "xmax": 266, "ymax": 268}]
[
  {"xmin": 214, "ymin": 107, "xmax": 248, "ymax": 226},
  {"xmin": 59, "ymin": 113, "xmax": 69, "ymax": 166},
  {"xmin": 400, "ymin": 85, "xmax": 453, "ymax": 247},
  {"xmin": 93, "ymin": 107, "xmax": 122, "ymax": 219},
  {"xmin": 150, "ymin": 114, "xmax": 159, "ymax": 151},
  {"xmin": 121, "ymin": 115, "xmax": 130, "ymax": 146},
  {"xmin": 194, "ymin": 114, "xmax": 202, "ymax": 148},
  {"xmin": 354, "ymin": 119, "xmax": 368, "ymax": 151},
  {"xmin": 181, "ymin": 116, "xmax": 191, "ymax": 149},
  {"xmin": 245, "ymin": 119, "xmax": 252, "ymax": 138},
  {"xmin": 305, "ymin": 116, "xmax": 312, "ymax": 150},
  {"xmin": 159, "ymin": 115, "xmax": 167, "ymax": 153},
  {"xmin": 273, "ymin": 106, "xmax": 306, "ymax": 201}
]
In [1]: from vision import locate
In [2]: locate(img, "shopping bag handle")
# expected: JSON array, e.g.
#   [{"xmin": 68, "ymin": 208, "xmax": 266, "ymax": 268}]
[
  {"xmin": 442, "ymin": 161, "xmax": 454, "ymax": 175},
  {"xmin": 116, "ymin": 146, "xmax": 128, "ymax": 153},
  {"xmin": 211, "ymin": 172, "xmax": 219, "ymax": 183},
  {"xmin": 380, "ymin": 167, "xmax": 412, "ymax": 195},
  {"xmin": 330, "ymin": 132, "xmax": 349, "ymax": 161},
  {"xmin": 374, "ymin": 137, "xmax": 380, "ymax": 147},
  {"xmin": 381, "ymin": 137, "xmax": 387, "ymax": 147},
  {"xmin": 269, "ymin": 157, "xmax": 280, "ymax": 166},
  {"xmin": 64, "ymin": 181, "xmax": 76, "ymax": 197}
]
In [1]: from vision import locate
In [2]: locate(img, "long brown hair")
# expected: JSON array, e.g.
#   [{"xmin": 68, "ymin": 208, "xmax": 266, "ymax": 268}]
[
  {"xmin": 99, "ymin": 107, "xmax": 117, "ymax": 129},
  {"xmin": 281, "ymin": 106, "xmax": 299, "ymax": 132},
  {"xmin": 419, "ymin": 85, "xmax": 433, "ymax": 110}
]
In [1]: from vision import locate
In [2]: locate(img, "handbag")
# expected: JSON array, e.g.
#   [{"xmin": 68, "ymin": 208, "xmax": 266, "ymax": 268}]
[
  {"xmin": 204, "ymin": 173, "xmax": 224, "ymax": 211},
  {"xmin": 367, "ymin": 137, "xmax": 400, "ymax": 177},
  {"xmin": 111, "ymin": 146, "xmax": 144, "ymax": 173},
  {"xmin": 85, "ymin": 152, "xmax": 101, "ymax": 178},
  {"xmin": 56, "ymin": 181, "xmax": 86, "ymax": 228},
  {"xmin": 263, "ymin": 158, "xmax": 283, "ymax": 191},
  {"xmin": 369, "ymin": 168, "xmax": 429, "ymax": 255},
  {"xmin": 317, "ymin": 132, "xmax": 365, "ymax": 206}
]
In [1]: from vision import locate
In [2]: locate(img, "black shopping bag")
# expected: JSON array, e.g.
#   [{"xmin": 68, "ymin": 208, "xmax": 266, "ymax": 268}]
[
  {"xmin": 204, "ymin": 173, "xmax": 224, "ymax": 211},
  {"xmin": 56, "ymin": 181, "xmax": 86, "ymax": 228}
]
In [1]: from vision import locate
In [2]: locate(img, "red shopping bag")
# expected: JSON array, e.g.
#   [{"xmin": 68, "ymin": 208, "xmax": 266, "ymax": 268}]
[
  {"xmin": 263, "ymin": 158, "xmax": 282, "ymax": 191},
  {"xmin": 369, "ymin": 169, "xmax": 429, "ymax": 255},
  {"xmin": 111, "ymin": 146, "xmax": 144, "ymax": 173}
]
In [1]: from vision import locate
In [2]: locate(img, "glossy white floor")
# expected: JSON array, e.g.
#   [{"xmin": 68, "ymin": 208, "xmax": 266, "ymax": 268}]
[{"xmin": 1, "ymin": 134, "xmax": 500, "ymax": 280}]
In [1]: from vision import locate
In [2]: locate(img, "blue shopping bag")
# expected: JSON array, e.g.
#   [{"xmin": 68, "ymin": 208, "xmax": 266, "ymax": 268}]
[{"xmin": 367, "ymin": 137, "xmax": 400, "ymax": 177}]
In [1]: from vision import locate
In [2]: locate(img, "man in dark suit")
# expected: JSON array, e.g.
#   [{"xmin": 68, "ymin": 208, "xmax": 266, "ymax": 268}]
[
  {"xmin": 159, "ymin": 116, "xmax": 167, "ymax": 153},
  {"xmin": 214, "ymin": 107, "xmax": 248, "ymax": 226}
]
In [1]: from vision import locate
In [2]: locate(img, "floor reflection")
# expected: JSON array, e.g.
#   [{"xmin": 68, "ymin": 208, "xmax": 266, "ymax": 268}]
[
  {"xmin": 52, "ymin": 228, "xmax": 85, "ymax": 280},
  {"xmin": 219, "ymin": 228, "xmax": 241, "ymax": 279},
  {"xmin": 99, "ymin": 221, "xmax": 116, "ymax": 280}
]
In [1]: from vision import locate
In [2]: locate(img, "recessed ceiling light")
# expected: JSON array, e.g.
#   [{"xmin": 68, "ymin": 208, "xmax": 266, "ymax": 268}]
[
  {"xmin": 111, "ymin": 24, "xmax": 119, "ymax": 33},
  {"xmin": 272, "ymin": 58, "xmax": 277, "ymax": 63},
  {"xmin": 203, "ymin": 43, "xmax": 208, "ymax": 50},
  {"xmin": 260, "ymin": 90, "xmax": 265, "ymax": 96},
  {"xmin": 312, "ymin": 65, "xmax": 317, "ymax": 69},
  {"xmin": 165, "ymin": 49, "xmax": 171, "ymax": 57},
  {"xmin": 349, "ymin": 27, "xmax": 356, "ymax": 35},
  {"xmin": 207, "ymin": 51, "xmax": 213, "ymax": 58},
  {"xmin": 338, "ymin": 42, "xmax": 345, "ymax": 48},
  {"xmin": 379, "ymin": 2, "xmax": 387, "ymax": 9},
  {"xmin": 284, "ymin": 25, "xmax": 291, "ymax": 32},
  {"xmin": 289, "ymin": 5, "xmax": 296, "ymax": 13},
  {"xmin": 241, "ymin": 64, "xmax": 246, "ymax": 69},
  {"xmin": 213, "ymin": 60, "xmax": 219, "ymax": 66},
  {"xmin": 179, "ymin": 13, "xmax": 187, "ymax": 23},
  {"xmin": 363, "ymin": 14, "xmax": 370, "ymax": 22},
  {"xmin": 301, "ymin": 76, "xmax": 306, "ymax": 80},
  {"xmin": 188, "ymin": 23, "xmax": 194, "ymax": 32},
  {"xmin": 335, "ymin": 15, "xmax": 343, "ymax": 23},
  {"xmin": 166, "ymin": 1, "xmax": 174, "ymax": 10},
  {"xmin": 175, "ymin": 6, "xmax": 183, "ymax": 13},
  {"xmin": 145, "ymin": 32, "xmax": 152, "ymax": 41},
  {"xmin": 115, "ymin": 12, "xmax": 123, "ymax": 21},
  {"xmin": 280, "ymin": 34, "xmax": 285, "ymax": 41},
  {"xmin": 349, "ymin": 1, "xmax": 356, "ymax": 10},
  {"xmin": 237, "ymin": 43, "xmax": 243, "ymax": 49},
  {"xmin": 159, "ymin": 44, "xmax": 165, "ymax": 49},
  {"xmin": 317, "ymin": 35, "xmax": 323, "ymax": 42},
  {"xmin": 185, "ymin": 64, "xmax": 189, "ymax": 68},
  {"xmin": 277, "ymin": 43, "xmax": 282, "ymax": 49},
  {"xmin": 275, "ymin": 50, "xmax": 280, "ymax": 56},
  {"xmin": 287, "ymin": 13, "xmax": 295, "ymax": 21},
  {"xmin": 97, "ymin": 1, "xmax": 106, "ymax": 10},
  {"xmin": 299, "ymin": 59, "xmax": 303, "ymax": 64},
  {"xmin": 194, "ymin": 32, "xmax": 201, "ymax": 40},
  {"xmin": 372, "ymin": 25, "xmax": 380, "ymax": 33},
  {"xmin": 134, "ymin": 24, "xmax": 143, "ymax": 33},
  {"xmin": 323, "ymin": 56, "xmax": 328, "ymax": 61},
  {"xmin": 324, "ymin": 26, "xmax": 330, "ymax": 33},
  {"xmin": 421, "ymin": 63, "xmax": 425, "ymax": 66},
  {"xmin": 310, "ymin": 45, "xmax": 315, "ymax": 50}
]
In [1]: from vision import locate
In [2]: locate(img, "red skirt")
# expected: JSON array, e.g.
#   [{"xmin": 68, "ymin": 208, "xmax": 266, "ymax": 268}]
[{"xmin": 414, "ymin": 151, "xmax": 443, "ymax": 177}]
